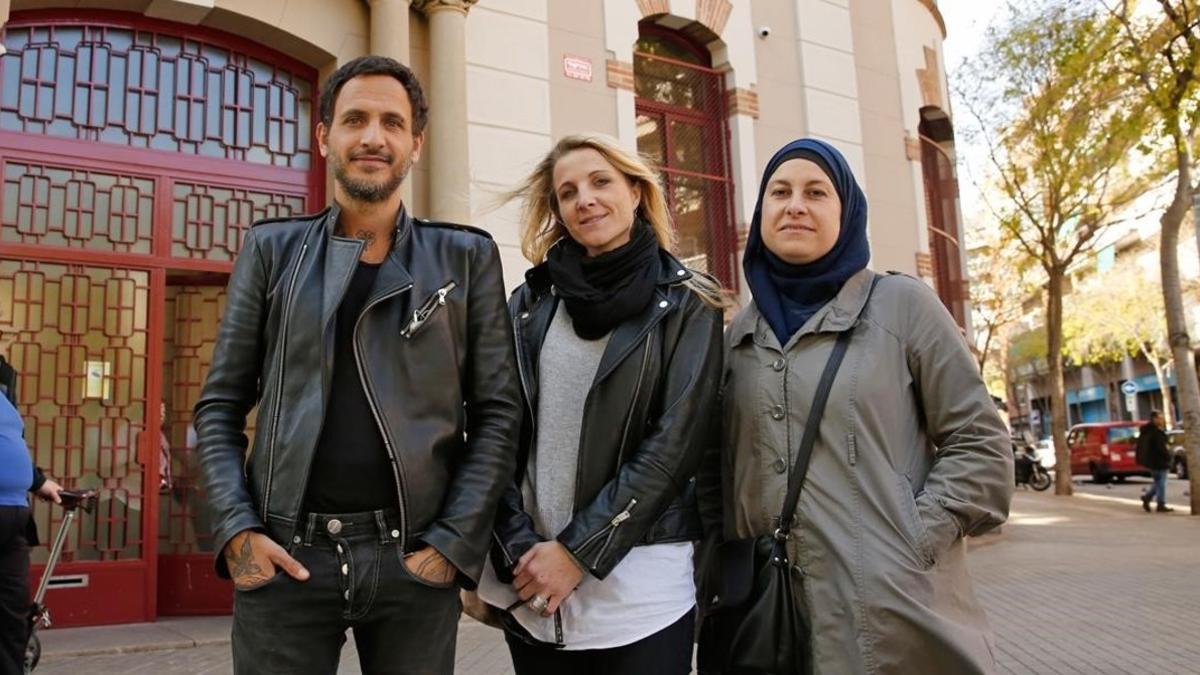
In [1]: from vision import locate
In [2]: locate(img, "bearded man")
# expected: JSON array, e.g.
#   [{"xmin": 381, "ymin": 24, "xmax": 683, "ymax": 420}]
[{"xmin": 195, "ymin": 55, "xmax": 520, "ymax": 674}]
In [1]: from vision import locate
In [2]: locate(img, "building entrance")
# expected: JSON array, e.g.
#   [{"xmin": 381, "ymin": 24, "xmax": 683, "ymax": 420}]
[{"xmin": 0, "ymin": 11, "xmax": 318, "ymax": 625}]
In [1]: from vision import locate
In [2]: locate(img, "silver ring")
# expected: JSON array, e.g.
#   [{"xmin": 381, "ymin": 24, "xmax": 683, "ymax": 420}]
[{"xmin": 528, "ymin": 595, "xmax": 548, "ymax": 612}]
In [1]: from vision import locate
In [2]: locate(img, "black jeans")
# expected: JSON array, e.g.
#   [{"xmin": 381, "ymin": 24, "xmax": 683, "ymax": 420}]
[
  {"xmin": 231, "ymin": 508, "xmax": 461, "ymax": 674},
  {"xmin": 505, "ymin": 607, "xmax": 695, "ymax": 675},
  {"xmin": 0, "ymin": 506, "xmax": 30, "ymax": 675}
]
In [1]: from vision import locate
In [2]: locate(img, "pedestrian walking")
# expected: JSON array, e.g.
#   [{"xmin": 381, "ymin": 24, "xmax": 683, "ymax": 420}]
[
  {"xmin": 702, "ymin": 138, "xmax": 1013, "ymax": 674},
  {"xmin": 194, "ymin": 55, "xmax": 521, "ymax": 675},
  {"xmin": 1137, "ymin": 411, "xmax": 1173, "ymax": 513},
  {"xmin": 0, "ymin": 364, "xmax": 63, "ymax": 675},
  {"xmin": 475, "ymin": 134, "xmax": 724, "ymax": 674}
]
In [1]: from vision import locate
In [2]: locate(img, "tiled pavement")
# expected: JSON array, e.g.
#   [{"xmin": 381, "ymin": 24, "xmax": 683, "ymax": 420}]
[{"xmin": 34, "ymin": 487, "xmax": 1200, "ymax": 674}]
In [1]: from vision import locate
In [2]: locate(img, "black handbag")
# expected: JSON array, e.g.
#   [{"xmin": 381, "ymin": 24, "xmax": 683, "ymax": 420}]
[{"xmin": 698, "ymin": 328, "xmax": 853, "ymax": 675}]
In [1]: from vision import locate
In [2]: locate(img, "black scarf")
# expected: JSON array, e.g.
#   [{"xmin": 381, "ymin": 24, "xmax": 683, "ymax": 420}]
[{"xmin": 545, "ymin": 220, "xmax": 661, "ymax": 340}]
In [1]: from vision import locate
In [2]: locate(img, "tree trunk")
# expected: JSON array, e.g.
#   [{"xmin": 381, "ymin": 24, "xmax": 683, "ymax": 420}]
[
  {"xmin": 1159, "ymin": 133, "xmax": 1200, "ymax": 514},
  {"xmin": 1147, "ymin": 352, "xmax": 1174, "ymax": 428},
  {"xmin": 1046, "ymin": 269, "xmax": 1073, "ymax": 495}
]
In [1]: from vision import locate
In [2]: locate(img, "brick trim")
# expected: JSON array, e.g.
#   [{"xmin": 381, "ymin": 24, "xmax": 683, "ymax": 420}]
[
  {"xmin": 696, "ymin": 0, "xmax": 733, "ymax": 36},
  {"xmin": 916, "ymin": 251, "xmax": 933, "ymax": 278},
  {"xmin": 606, "ymin": 59, "xmax": 635, "ymax": 91},
  {"xmin": 727, "ymin": 87, "xmax": 759, "ymax": 118},
  {"xmin": 637, "ymin": 0, "xmax": 670, "ymax": 17},
  {"xmin": 917, "ymin": 0, "xmax": 947, "ymax": 38},
  {"xmin": 905, "ymin": 134, "xmax": 921, "ymax": 161},
  {"xmin": 916, "ymin": 46, "xmax": 943, "ymax": 109}
]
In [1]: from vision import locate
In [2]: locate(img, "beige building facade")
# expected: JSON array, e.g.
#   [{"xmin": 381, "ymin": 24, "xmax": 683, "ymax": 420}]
[{"xmin": 0, "ymin": 0, "xmax": 965, "ymax": 626}]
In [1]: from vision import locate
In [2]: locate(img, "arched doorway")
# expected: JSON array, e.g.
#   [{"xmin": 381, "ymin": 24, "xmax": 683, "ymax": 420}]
[
  {"xmin": 0, "ymin": 10, "xmax": 320, "ymax": 625},
  {"xmin": 633, "ymin": 25, "xmax": 737, "ymax": 288}
]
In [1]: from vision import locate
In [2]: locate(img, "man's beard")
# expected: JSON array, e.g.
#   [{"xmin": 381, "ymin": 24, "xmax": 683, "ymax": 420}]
[{"xmin": 331, "ymin": 152, "xmax": 410, "ymax": 203}]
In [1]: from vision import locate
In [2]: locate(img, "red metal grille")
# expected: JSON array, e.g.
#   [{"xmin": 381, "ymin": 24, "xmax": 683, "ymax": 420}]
[
  {"xmin": 2, "ymin": 159, "xmax": 155, "ymax": 253},
  {"xmin": 171, "ymin": 182, "xmax": 305, "ymax": 262},
  {"xmin": 158, "ymin": 282, "xmax": 256, "ymax": 556},
  {"xmin": 634, "ymin": 37, "xmax": 737, "ymax": 289},
  {"xmin": 0, "ymin": 21, "xmax": 313, "ymax": 168},
  {"xmin": 0, "ymin": 259, "xmax": 149, "ymax": 563}
]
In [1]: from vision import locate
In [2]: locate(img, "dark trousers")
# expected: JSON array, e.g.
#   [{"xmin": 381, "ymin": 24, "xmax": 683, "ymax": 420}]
[
  {"xmin": 505, "ymin": 608, "xmax": 695, "ymax": 675},
  {"xmin": 0, "ymin": 506, "xmax": 30, "ymax": 675},
  {"xmin": 231, "ymin": 509, "xmax": 462, "ymax": 675}
]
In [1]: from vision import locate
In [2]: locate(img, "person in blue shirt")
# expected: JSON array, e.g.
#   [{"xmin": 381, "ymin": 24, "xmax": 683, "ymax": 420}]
[{"xmin": 1, "ymin": 391, "xmax": 61, "ymax": 675}]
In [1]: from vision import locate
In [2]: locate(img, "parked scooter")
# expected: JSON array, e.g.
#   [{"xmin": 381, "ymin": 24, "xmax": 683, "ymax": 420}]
[
  {"xmin": 25, "ymin": 488, "xmax": 98, "ymax": 673},
  {"xmin": 1013, "ymin": 435, "xmax": 1052, "ymax": 491}
]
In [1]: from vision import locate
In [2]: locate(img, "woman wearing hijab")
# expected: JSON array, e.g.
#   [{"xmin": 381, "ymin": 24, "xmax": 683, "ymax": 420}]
[
  {"xmin": 711, "ymin": 138, "xmax": 1012, "ymax": 673},
  {"xmin": 475, "ymin": 134, "xmax": 724, "ymax": 674}
]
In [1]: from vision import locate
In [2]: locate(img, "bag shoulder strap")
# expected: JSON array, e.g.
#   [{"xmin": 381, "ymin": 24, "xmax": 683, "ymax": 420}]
[{"xmin": 776, "ymin": 272, "xmax": 886, "ymax": 535}]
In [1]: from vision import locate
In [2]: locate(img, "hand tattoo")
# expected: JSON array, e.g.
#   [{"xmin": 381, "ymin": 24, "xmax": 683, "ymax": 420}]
[
  {"xmin": 414, "ymin": 552, "xmax": 456, "ymax": 583},
  {"xmin": 227, "ymin": 535, "xmax": 269, "ymax": 587}
]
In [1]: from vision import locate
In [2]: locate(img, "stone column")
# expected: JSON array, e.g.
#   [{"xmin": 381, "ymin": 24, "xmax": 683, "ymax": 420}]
[
  {"xmin": 412, "ymin": 0, "xmax": 476, "ymax": 223},
  {"xmin": 369, "ymin": 0, "xmax": 413, "ymax": 208}
]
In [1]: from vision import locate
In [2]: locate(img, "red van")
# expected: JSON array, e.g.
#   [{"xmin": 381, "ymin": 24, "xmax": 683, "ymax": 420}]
[{"xmin": 1067, "ymin": 421, "xmax": 1151, "ymax": 483}]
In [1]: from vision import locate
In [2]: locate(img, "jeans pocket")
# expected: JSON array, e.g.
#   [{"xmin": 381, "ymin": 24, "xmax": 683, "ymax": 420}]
[
  {"xmin": 233, "ymin": 569, "xmax": 290, "ymax": 593},
  {"xmin": 396, "ymin": 547, "xmax": 457, "ymax": 590}
]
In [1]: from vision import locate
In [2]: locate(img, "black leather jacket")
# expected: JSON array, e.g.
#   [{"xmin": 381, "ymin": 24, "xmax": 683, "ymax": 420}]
[
  {"xmin": 490, "ymin": 251, "xmax": 723, "ymax": 581},
  {"xmin": 195, "ymin": 204, "xmax": 521, "ymax": 587}
]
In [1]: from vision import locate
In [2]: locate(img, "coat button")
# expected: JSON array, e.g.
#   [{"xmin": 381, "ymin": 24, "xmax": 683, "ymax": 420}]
[
  {"xmin": 771, "ymin": 358, "xmax": 786, "ymax": 372},
  {"xmin": 676, "ymin": 269, "xmax": 686, "ymax": 276},
  {"xmin": 658, "ymin": 300, "xmax": 669, "ymax": 309},
  {"xmin": 773, "ymin": 457, "xmax": 787, "ymax": 474},
  {"xmin": 771, "ymin": 405, "xmax": 785, "ymax": 420},
  {"xmin": 519, "ymin": 312, "xmax": 530, "ymax": 320},
  {"xmin": 391, "ymin": 529, "xmax": 400, "ymax": 538}
]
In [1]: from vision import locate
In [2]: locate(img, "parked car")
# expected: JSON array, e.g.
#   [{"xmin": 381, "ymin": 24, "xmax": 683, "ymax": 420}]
[
  {"xmin": 1168, "ymin": 429, "xmax": 1189, "ymax": 479},
  {"xmin": 1067, "ymin": 421, "xmax": 1150, "ymax": 483}
]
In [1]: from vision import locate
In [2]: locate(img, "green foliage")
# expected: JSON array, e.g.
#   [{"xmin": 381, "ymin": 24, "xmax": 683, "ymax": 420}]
[
  {"xmin": 1061, "ymin": 261, "xmax": 1169, "ymax": 365},
  {"xmin": 1009, "ymin": 326, "xmax": 1049, "ymax": 367},
  {"xmin": 962, "ymin": 1, "xmax": 1158, "ymax": 273}
]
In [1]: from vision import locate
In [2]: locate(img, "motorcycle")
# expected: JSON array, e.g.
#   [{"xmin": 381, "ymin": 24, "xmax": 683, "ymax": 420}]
[{"xmin": 1013, "ymin": 437, "xmax": 1052, "ymax": 491}]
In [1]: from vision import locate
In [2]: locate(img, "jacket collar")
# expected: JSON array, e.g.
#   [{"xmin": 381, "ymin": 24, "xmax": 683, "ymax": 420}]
[
  {"xmin": 320, "ymin": 202, "xmax": 416, "ymax": 330},
  {"xmin": 730, "ymin": 267, "xmax": 877, "ymax": 350}
]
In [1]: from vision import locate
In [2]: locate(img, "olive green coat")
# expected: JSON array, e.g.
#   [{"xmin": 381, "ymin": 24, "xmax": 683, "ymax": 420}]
[{"xmin": 721, "ymin": 269, "xmax": 1012, "ymax": 674}]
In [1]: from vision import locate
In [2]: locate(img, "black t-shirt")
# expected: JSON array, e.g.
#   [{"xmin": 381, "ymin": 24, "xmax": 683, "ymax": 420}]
[{"xmin": 303, "ymin": 261, "xmax": 400, "ymax": 513}]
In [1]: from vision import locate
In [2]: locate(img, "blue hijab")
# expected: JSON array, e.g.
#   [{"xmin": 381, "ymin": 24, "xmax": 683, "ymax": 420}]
[{"xmin": 743, "ymin": 138, "xmax": 869, "ymax": 345}]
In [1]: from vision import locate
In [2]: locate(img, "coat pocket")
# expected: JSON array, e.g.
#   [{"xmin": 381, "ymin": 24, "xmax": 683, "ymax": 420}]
[{"xmin": 892, "ymin": 473, "xmax": 935, "ymax": 569}]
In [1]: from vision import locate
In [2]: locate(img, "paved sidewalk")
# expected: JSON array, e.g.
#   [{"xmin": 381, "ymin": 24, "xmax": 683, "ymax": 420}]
[{"xmin": 32, "ymin": 490, "xmax": 1200, "ymax": 674}]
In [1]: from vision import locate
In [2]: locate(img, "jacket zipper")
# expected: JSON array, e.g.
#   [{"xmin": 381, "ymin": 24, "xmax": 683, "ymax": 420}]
[
  {"xmin": 492, "ymin": 530, "xmax": 515, "ymax": 567},
  {"xmin": 401, "ymin": 281, "xmax": 457, "ymax": 338},
  {"xmin": 574, "ymin": 497, "xmax": 638, "ymax": 568},
  {"xmin": 353, "ymin": 282, "xmax": 416, "ymax": 553},
  {"xmin": 512, "ymin": 305, "xmax": 538, "ymax": 476},
  {"xmin": 262, "ymin": 241, "xmax": 308, "ymax": 520},
  {"xmin": 614, "ymin": 332, "xmax": 653, "ymax": 474}
]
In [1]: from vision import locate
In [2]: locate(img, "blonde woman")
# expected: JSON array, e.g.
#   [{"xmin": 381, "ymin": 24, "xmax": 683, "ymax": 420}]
[{"xmin": 476, "ymin": 134, "xmax": 724, "ymax": 674}]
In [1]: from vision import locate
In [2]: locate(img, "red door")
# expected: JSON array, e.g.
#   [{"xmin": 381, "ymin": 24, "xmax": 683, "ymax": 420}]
[{"xmin": 1, "ymin": 11, "xmax": 319, "ymax": 625}]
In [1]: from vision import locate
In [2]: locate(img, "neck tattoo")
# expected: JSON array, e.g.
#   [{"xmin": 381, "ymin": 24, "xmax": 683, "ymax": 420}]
[{"xmin": 353, "ymin": 229, "xmax": 378, "ymax": 246}]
